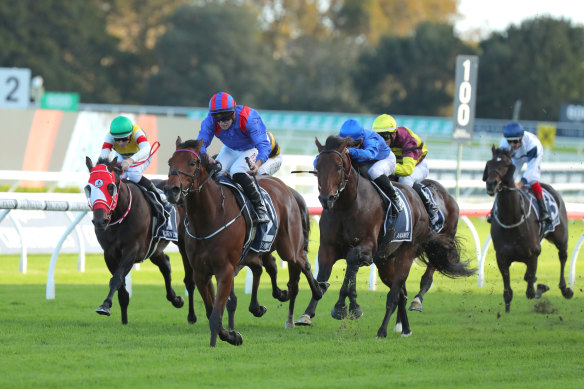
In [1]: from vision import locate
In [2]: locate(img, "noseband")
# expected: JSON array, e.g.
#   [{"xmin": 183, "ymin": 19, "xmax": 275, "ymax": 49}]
[{"xmin": 318, "ymin": 149, "xmax": 353, "ymax": 201}]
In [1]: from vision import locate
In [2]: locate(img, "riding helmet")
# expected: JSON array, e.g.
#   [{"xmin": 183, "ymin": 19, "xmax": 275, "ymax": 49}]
[
  {"xmin": 209, "ymin": 92, "xmax": 236, "ymax": 114},
  {"xmin": 372, "ymin": 114, "xmax": 398, "ymax": 133},
  {"xmin": 339, "ymin": 119, "xmax": 364, "ymax": 140},
  {"xmin": 110, "ymin": 116, "xmax": 134, "ymax": 137},
  {"xmin": 503, "ymin": 122, "xmax": 525, "ymax": 140}
]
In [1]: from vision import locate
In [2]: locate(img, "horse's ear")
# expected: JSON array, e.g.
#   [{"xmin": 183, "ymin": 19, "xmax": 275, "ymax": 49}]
[
  {"xmin": 109, "ymin": 157, "xmax": 118, "ymax": 172},
  {"xmin": 491, "ymin": 144, "xmax": 497, "ymax": 156},
  {"xmin": 176, "ymin": 136, "xmax": 182, "ymax": 147},
  {"xmin": 194, "ymin": 140, "xmax": 203, "ymax": 153},
  {"xmin": 86, "ymin": 156, "xmax": 93, "ymax": 172},
  {"xmin": 315, "ymin": 138, "xmax": 324, "ymax": 152}
]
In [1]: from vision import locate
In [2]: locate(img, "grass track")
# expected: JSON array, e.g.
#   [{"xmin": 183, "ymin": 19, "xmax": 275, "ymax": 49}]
[{"xmin": 1, "ymin": 217, "xmax": 584, "ymax": 388}]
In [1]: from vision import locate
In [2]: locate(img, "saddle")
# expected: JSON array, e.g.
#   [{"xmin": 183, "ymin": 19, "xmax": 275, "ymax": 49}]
[
  {"xmin": 131, "ymin": 182, "xmax": 178, "ymax": 260},
  {"xmin": 217, "ymin": 176, "xmax": 279, "ymax": 262}
]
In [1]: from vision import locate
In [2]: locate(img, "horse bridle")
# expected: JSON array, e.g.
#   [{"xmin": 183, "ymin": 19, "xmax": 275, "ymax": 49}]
[
  {"xmin": 168, "ymin": 148, "xmax": 214, "ymax": 195},
  {"xmin": 317, "ymin": 149, "xmax": 353, "ymax": 201}
]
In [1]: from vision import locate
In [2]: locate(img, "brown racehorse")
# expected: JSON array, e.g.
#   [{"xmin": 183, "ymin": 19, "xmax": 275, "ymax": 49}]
[
  {"xmin": 483, "ymin": 146, "xmax": 573, "ymax": 312},
  {"xmin": 163, "ymin": 137, "xmax": 324, "ymax": 347},
  {"xmin": 295, "ymin": 136, "xmax": 473, "ymax": 337},
  {"xmin": 85, "ymin": 156, "xmax": 190, "ymax": 324}
]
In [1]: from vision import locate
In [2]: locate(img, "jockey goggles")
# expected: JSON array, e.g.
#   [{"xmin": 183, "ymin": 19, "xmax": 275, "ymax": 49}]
[{"xmin": 212, "ymin": 111, "xmax": 234, "ymax": 122}]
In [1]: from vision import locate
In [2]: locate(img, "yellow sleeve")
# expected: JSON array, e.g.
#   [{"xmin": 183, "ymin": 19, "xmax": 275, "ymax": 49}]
[{"xmin": 394, "ymin": 156, "xmax": 416, "ymax": 177}]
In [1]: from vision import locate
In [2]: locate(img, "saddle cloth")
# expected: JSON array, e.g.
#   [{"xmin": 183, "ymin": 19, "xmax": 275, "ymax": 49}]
[
  {"xmin": 136, "ymin": 185, "xmax": 178, "ymax": 261},
  {"xmin": 370, "ymin": 182, "xmax": 413, "ymax": 243},
  {"xmin": 217, "ymin": 176, "xmax": 279, "ymax": 260}
]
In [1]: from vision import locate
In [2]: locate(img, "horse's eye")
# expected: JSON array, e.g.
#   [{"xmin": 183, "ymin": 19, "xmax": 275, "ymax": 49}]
[
  {"xmin": 108, "ymin": 183, "xmax": 116, "ymax": 196},
  {"xmin": 190, "ymin": 160, "xmax": 197, "ymax": 167},
  {"xmin": 337, "ymin": 165, "xmax": 342, "ymax": 172}
]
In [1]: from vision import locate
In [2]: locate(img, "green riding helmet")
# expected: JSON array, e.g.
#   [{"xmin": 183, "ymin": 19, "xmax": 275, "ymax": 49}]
[{"xmin": 110, "ymin": 116, "xmax": 134, "ymax": 137}]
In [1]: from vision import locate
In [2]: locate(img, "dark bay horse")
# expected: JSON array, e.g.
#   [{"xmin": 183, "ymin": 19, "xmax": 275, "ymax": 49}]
[
  {"xmin": 164, "ymin": 138, "xmax": 323, "ymax": 347},
  {"xmin": 483, "ymin": 146, "xmax": 573, "ymax": 312},
  {"xmin": 85, "ymin": 156, "xmax": 190, "ymax": 324},
  {"xmin": 296, "ymin": 136, "xmax": 473, "ymax": 337}
]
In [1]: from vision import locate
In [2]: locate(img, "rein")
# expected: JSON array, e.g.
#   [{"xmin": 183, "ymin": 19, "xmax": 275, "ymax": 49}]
[
  {"xmin": 108, "ymin": 181, "xmax": 132, "ymax": 226},
  {"xmin": 183, "ymin": 204, "xmax": 246, "ymax": 240},
  {"xmin": 493, "ymin": 187, "xmax": 533, "ymax": 229}
]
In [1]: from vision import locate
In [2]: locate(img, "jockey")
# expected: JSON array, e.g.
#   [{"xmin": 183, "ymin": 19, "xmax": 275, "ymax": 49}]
[
  {"xmin": 372, "ymin": 114, "xmax": 439, "ymax": 226},
  {"xmin": 99, "ymin": 115, "xmax": 169, "ymax": 208},
  {"xmin": 197, "ymin": 92, "xmax": 282, "ymax": 224},
  {"xmin": 338, "ymin": 119, "xmax": 404, "ymax": 214},
  {"xmin": 500, "ymin": 122, "xmax": 550, "ymax": 223}
]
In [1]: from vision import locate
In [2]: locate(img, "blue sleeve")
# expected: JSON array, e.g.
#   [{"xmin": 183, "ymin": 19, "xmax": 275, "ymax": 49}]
[
  {"xmin": 246, "ymin": 111, "xmax": 270, "ymax": 163},
  {"xmin": 526, "ymin": 146, "xmax": 538, "ymax": 161},
  {"xmin": 348, "ymin": 138, "xmax": 380, "ymax": 162},
  {"xmin": 196, "ymin": 116, "xmax": 215, "ymax": 154},
  {"xmin": 313, "ymin": 155, "xmax": 318, "ymax": 168}
]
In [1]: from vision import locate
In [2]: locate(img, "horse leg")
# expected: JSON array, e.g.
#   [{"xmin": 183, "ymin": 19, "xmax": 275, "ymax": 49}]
[
  {"xmin": 555, "ymin": 239, "xmax": 574, "ymax": 299},
  {"xmin": 226, "ymin": 285, "xmax": 237, "ymax": 331},
  {"xmin": 263, "ymin": 254, "xmax": 289, "ymax": 302},
  {"xmin": 496, "ymin": 255, "xmax": 513, "ymax": 313},
  {"xmin": 285, "ymin": 263, "xmax": 302, "ymax": 329},
  {"xmin": 179, "ymin": 241, "xmax": 197, "ymax": 324},
  {"xmin": 397, "ymin": 286, "xmax": 412, "ymax": 336},
  {"xmin": 409, "ymin": 265, "xmax": 435, "ymax": 312},
  {"xmin": 332, "ymin": 263, "xmax": 357, "ymax": 320},
  {"xmin": 96, "ymin": 259, "xmax": 134, "ymax": 318},
  {"xmin": 212, "ymin": 273, "xmax": 242, "ymax": 347},
  {"xmin": 377, "ymin": 284, "xmax": 400, "ymax": 338},
  {"xmin": 150, "ymin": 252, "xmax": 185, "ymax": 309},
  {"xmin": 524, "ymin": 258, "xmax": 538, "ymax": 299},
  {"xmin": 117, "ymin": 280, "xmax": 130, "ymax": 325},
  {"xmin": 247, "ymin": 261, "xmax": 267, "ymax": 318},
  {"xmin": 295, "ymin": 246, "xmax": 335, "ymax": 326}
]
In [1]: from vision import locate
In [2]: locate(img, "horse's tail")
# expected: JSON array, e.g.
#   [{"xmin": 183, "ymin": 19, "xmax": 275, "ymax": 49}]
[
  {"xmin": 290, "ymin": 187, "xmax": 310, "ymax": 253},
  {"xmin": 419, "ymin": 231, "xmax": 475, "ymax": 278}
]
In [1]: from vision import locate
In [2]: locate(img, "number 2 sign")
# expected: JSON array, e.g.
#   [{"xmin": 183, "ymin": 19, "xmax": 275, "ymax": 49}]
[{"xmin": 0, "ymin": 67, "xmax": 31, "ymax": 109}]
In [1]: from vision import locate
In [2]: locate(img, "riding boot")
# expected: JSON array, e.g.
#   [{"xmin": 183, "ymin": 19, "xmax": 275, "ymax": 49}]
[
  {"xmin": 537, "ymin": 198, "xmax": 551, "ymax": 223},
  {"xmin": 138, "ymin": 176, "xmax": 171, "ymax": 214},
  {"xmin": 413, "ymin": 182, "xmax": 439, "ymax": 226},
  {"xmin": 373, "ymin": 175, "xmax": 404, "ymax": 214},
  {"xmin": 233, "ymin": 172, "xmax": 269, "ymax": 224}
]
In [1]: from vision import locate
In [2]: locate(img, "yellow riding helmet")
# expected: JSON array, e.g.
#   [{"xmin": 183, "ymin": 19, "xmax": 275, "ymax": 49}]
[{"xmin": 372, "ymin": 114, "xmax": 397, "ymax": 133}]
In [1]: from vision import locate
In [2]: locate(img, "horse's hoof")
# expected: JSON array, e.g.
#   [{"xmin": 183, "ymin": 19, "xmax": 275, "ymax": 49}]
[
  {"xmin": 285, "ymin": 320, "xmax": 295, "ymax": 329},
  {"xmin": 229, "ymin": 331, "xmax": 243, "ymax": 346},
  {"xmin": 562, "ymin": 288, "xmax": 574, "ymax": 299},
  {"xmin": 401, "ymin": 330, "xmax": 412, "ymax": 337},
  {"xmin": 187, "ymin": 313, "xmax": 197, "ymax": 324},
  {"xmin": 331, "ymin": 304, "xmax": 348, "ymax": 320},
  {"xmin": 294, "ymin": 314, "xmax": 312, "ymax": 326},
  {"xmin": 96, "ymin": 306, "xmax": 111, "ymax": 316},
  {"xmin": 274, "ymin": 290, "xmax": 289, "ymax": 302},
  {"xmin": 408, "ymin": 298, "xmax": 423, "ymax": 312},
  {"xmin": 349, "ymin": 304, "xmax": 363, "ymax": 320},
  {"xmin": 250, "ymin": 305, "xmax": 267, "ymax": 318},
  {"xmin": 172, "ymin": 296, "xmax": 185, "ymax": 308},
  {"xmin": 393, "ymin": 322, "xmax": 402, "ymax": 333},
  {"xmin": 534, "ymin": 284, "xmax": 550, "ymax": 299},
  {"xmin": 376, "ymin": 329, "xmax": 388, "ymax": 338}
]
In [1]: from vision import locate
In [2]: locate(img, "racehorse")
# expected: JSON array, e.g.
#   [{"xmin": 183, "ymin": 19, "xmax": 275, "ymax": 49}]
[
  {"xmin": 483, "ymin": 146, "xmax": 573, "ymax": 312},
  {"xmin": 164, "ymin": 137, "xmax": 324, "ymax": 347},
  {"xmin": 296, "ymin": 135, "xmax": 473, "ymax": 337},
  {"xmin": 85, "ymin": 156, "xmax": 189, "ymax": 324}
]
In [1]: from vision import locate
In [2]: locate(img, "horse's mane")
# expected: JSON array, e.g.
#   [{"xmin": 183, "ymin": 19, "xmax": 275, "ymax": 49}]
[
  {"xmin": 177, "ymin": 139, "xmax": 212, "ymax": 172},
  {"xmin": 96, "ymin": 156, "xmax": 122, "ymax": 175}
]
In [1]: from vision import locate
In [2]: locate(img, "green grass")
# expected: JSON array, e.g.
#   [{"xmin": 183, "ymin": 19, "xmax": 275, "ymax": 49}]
[{"xmin": 1, "ymin": 217, "xmax": 584, "ymax": 388}]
